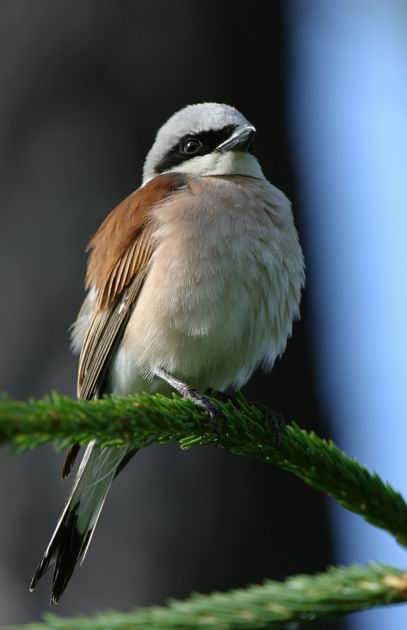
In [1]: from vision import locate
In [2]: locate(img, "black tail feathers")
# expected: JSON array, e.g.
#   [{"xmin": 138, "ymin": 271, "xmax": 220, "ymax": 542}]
[
  {"xmin": 30, "ymin": 506, "xmax": 93, "ymax": 604},
  {"xmin": 31, "ymin": 444, "xmax": 130, "ymax": 603}
]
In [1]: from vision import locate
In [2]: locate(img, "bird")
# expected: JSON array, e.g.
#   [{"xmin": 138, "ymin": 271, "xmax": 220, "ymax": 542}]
[{"xmin": 30, "ymin": 102, "xmax": 305, "ymax": 603}]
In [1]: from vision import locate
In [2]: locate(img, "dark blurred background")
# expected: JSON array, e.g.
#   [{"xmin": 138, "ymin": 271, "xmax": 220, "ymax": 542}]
[{"xmin": 1, "ymin": 2, "xmax": 406, "ymax": 629}]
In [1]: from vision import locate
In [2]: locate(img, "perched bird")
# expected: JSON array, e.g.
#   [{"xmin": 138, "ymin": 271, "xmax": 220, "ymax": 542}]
[{"xmin": 30, "ymin": 103, "xmax": 305, "ymax": 603}]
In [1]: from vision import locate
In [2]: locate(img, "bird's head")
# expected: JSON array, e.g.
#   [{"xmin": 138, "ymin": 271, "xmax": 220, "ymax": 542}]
[{"xmin": 143, "ymin": 102, "xmax": 262, "ymax": 183}]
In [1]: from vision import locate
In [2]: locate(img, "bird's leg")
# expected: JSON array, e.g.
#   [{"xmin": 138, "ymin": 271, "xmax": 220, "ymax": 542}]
[{"xmin": 153, "ymin": 367, "xmax": 222, "ymax": 431}]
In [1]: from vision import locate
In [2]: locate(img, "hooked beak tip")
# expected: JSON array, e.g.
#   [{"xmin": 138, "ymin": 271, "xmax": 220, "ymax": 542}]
[{"xmin": 216, "ymin": 125, "xmax": 256, "ymax": 153}]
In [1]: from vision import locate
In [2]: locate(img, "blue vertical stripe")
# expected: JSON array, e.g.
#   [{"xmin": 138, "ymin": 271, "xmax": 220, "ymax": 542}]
[{"xmin": 287, "ymin": 2, "xmax": 407, "ymax": 628}]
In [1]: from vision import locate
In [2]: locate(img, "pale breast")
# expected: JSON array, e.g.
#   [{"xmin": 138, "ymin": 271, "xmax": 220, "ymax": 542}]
[{"xmin": 107, "ymin": 175, "xmax": 304, "ymax": 395}]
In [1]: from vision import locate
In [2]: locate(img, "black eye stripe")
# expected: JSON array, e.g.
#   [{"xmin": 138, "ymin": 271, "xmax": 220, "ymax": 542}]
[{"xmin": 154, "ymin": 125, "xmax": 237, "ymax": 174}]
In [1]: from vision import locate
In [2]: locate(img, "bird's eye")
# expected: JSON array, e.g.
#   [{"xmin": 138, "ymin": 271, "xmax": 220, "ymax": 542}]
[{"xmin": 181, "ymin": 137, "xmax": 202, "ymax": 155}]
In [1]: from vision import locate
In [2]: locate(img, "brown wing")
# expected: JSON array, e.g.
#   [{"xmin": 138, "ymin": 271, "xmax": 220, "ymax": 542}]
[
  {"xmin": 62, "ymin": 173, "xmax": 186, "ymax": 478},
  {"xmin": 77, "ymin": 270, "xmax": 148, "ymax": 400}
]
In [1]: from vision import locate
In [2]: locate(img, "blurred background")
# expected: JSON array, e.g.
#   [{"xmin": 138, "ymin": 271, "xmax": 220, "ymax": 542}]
[{"xmin": 0, "ymin": 1, "xmax": 406, "ymax": 629}]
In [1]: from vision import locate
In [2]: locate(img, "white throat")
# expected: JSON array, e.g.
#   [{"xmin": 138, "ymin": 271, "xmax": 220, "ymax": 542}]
[{"xmin": 158, "ymin": 152, "xmax": 265, "ymax": 181}]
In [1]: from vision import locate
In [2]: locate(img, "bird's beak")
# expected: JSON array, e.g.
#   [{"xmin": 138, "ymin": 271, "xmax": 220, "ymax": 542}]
[{"xmin": 216, "ymin": 125, "xmax": 256, "ymax": 153}]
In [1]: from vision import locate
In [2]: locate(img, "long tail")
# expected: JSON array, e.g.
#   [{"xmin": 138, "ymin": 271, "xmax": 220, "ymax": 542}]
[{"xmin": 30, "ymin": 442, "xmax": 129, "ymax": 604}]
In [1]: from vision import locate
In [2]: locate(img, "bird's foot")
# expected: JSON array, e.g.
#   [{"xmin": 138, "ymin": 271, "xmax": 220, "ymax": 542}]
[{"xmin": 180, "ymin": 386, "xmax": 224, "ymax": 435}]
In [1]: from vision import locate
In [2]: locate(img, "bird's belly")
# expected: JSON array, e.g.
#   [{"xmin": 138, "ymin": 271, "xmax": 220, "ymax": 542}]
[{"xmin": 108, "ymin": 249, "xmax": 284, "ymax": 396}]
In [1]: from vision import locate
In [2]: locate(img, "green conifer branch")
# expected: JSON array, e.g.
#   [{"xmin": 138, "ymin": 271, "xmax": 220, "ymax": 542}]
[
  {"xmin": 4, "ymin": 564, "xmax": 407, "ymax": 630},
  {"xmin": 1, "ymin": 392, "xmax": 407, "ymax": 548}
]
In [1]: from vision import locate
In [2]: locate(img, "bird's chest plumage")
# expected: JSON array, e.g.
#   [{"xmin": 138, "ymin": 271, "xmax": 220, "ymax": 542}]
[{"xmin": 108, "ymin": 176, "xmax": 303, "ymax": 394}]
